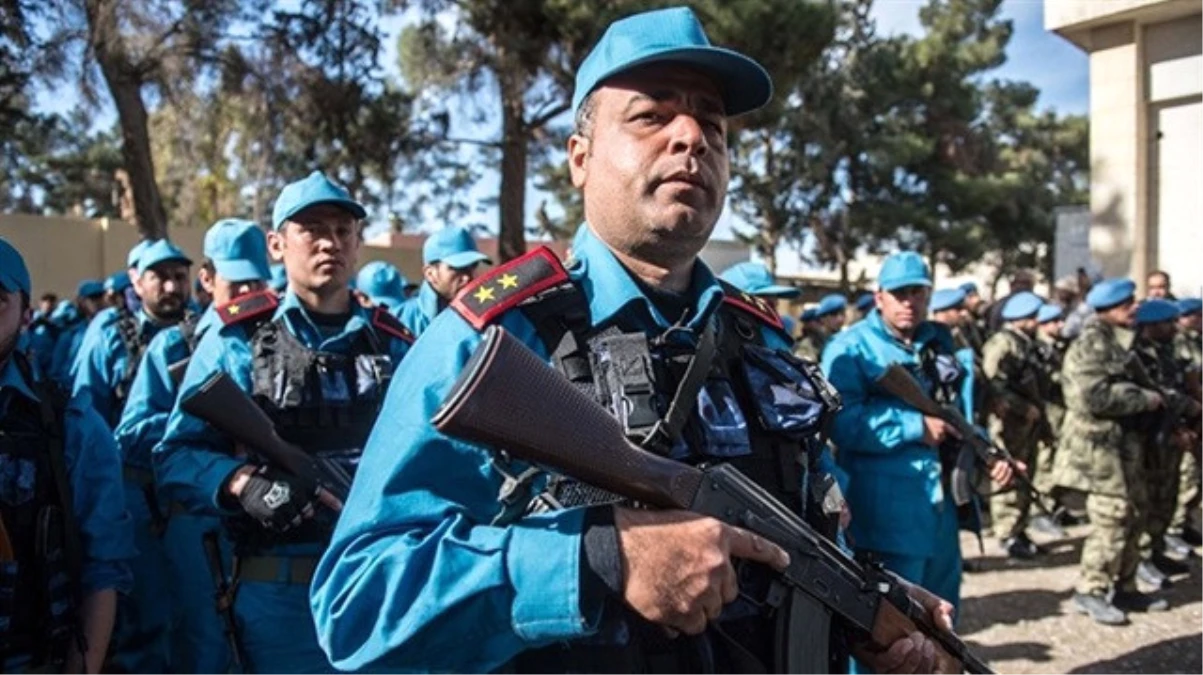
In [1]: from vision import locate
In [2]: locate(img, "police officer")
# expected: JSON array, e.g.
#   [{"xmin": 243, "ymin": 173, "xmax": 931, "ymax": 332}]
[
  {"xmin": 0, "ymin": 238, "xmax": 135, "ymax": 673},
  {"xmin": 114, "ymin": 219, "xmax": 272, "ymax": 673},
  {"xmin": 982, "ymin": 291, "xmax": 1047, "ymax": 559},
  {"xmin": 26, "ymin": 293, "xmax": 61, "ymax": 376},
  {"xmin": 49, "ymin": 280, "xmax": 106, "ymax": 389},
  {"xmin": 1169, "ymin": 296, "xmax": 1202, "ymax": 549},
  {"xmin": 1130, "ymin": 299, "xmax": 1196, "ymax": 588},
  {"xmin": 1056, "ymin": 279, "xmax": 1168, "ymax": 625},
  {"xmin": 310, "ymin": 7, "xmax": 951, "ymax": 673},
  {"xmin": 1029, "ymin": 303, "xmax": 1074, "ymax": 536},
  {"xmin": 929, "ymin": 288, "xmax": 967, "ymax": 345},
  {"xmin": 394, "ymin": 226, "xmax": 491, "ymax": 337},
  {"xmin": 356, "ymin": 260, "xmax": 409, "ymax": 312},
  {"xmin": 73, "ymin": 239, "xmax": 193, "ymax": 428},
  {"xmin": 853, "ymin": 291, "xmax": 875, "ymax": 323},
  {"xmin": 823, "ymin": 252, "xmax": 1012, "ymax": 613},
  {"xmin": 155, "ymin": 172, "xmax": 411, "ymax": 673}
]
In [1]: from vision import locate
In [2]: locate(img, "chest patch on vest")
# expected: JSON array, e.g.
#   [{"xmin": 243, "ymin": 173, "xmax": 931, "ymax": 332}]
[
  {"xmin": 372, "ymin": 307, "xmax": 415, "ymax": 343},
  {"xmin": 451, "ymin": 246, "xmax": 570, "ymax": 330},
  {"xmin": 718, "ymin": 280, "xmax": 784, "ymax": 330},
  {"xmin": 217, "ymin": 290, "xmax": 279, "ymax": 326}
]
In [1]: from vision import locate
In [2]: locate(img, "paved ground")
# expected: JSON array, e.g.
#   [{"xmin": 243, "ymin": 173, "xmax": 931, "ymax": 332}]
[{"xmin": 958, "ymin": 525, "xmax": 1202, "ymax": 674}]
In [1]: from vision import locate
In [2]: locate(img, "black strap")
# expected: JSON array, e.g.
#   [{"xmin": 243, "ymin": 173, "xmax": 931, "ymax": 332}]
[{"xmin": 644, "ymin": 321, "xmax": 718, "ymax": 452}]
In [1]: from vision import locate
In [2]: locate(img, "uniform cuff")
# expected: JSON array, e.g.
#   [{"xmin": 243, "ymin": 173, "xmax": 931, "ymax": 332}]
[
  {"xmin": 507, "ymin": 508, "xmax": 597, "ymax": 643},
  {"xmin": 901, "ymin": 409, "xmax": 927, "ymax": 444}
]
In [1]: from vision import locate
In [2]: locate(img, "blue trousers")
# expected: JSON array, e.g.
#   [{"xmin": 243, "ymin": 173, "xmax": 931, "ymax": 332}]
[
  {"xmin": 851, "ymin": 504, "xmax": 962, "ymax": 674},
  {"xmin": 109, "ymin": 479, "xmax": 173, "ymax": 673},
  {"xmin": 235, "ymin": 578, "xmax": 334, "ymax": 673},
  {"xmin": 164, "ymin": 512, "xmax": 234, "ymax": 673}
]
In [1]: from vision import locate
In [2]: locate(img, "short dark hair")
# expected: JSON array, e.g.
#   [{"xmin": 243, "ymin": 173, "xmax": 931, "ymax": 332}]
[
  {"xmin": 40, "ymin": 292, "xmax": 57, "ymax": 304},
  {"xmin": 574, "ymin": 91, "xmax": 599, "ymax": 138},
  {"xmin": 1148, "ymin": 270, "xmax": 1170, "ymax": 283}
]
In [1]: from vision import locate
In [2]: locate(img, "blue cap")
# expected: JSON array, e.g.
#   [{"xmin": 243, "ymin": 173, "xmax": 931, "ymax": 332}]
[
  {"xmin": 815, "ymin": 293, "xmax": 847, "ymax": 317},
  {"xmin": 1177, "ymin": 297, "xmax": 1201, "ymax": 316},
  {"xmin": 0, "ymin": 238, "xmax": 31, "ymax": 296},
  {"xmin": 573, "ymin": 6, "xmax": 772, "ymax": 117},
  {"xmin": 76, "ymin": 279, "xmax": 104, "ymax": 298},
  {"xmin": 272, "ymin": 171, "xmax": 366, "ymax": 231},
  {"xmin": 719, "ymin": 261, "xmax": 799, "ymax": 298},
  {"xmin": 1001, "ymin": 291, "xmax": 1043, "ymax": 321},
  {"xmin": 204, "ymin": 218, "xmax": 270, "ymax": 282},
  {"xmin": 49, "ymin": 299, "xmax": 78, "ymax": 325},
  {"xmin": 958, "ymin": 281, "xmax": 979, "ymax": 295},
  {"xmin": 127, "ymin": 239, "xmax": 154, "ymax": 268},
  {"xmin": 1135, "ymin": 298, "xmax": 1181, "ymax": 325},
  {"xmin": 930, "ymin": 288, "xmax": 967, "ymax": 313},
  {"xmin": 356, "ymin": 261, "xmax": 407, "ymax": 307},
  {"xmin": 423, "ymin": 227, "xmax": 491, "ymax": 269},
  {"xmin": 1036, "ymin": 304, "xmax": 1064, "ymax": 324},
  {"xmin": 1085, "ymin": 278, "xmax": 1136, "ymax": 310},
  {"xmin": 855, "ymin": 292, "xmax": 875, "ymax": 312},
  {"xmin": 136, "ymin": 239, "xmax": 192, "ymax": 275},
  {"xmin": 800, "ymin": 307, "xmax": 819, "ymax": 322},
  {"xmin": 104, "ymin": 271, "xmax": 131, "ymax": 293},
  {"xmin": 878, "ymin": 252, "xmax": 932, "ymax": 291}
]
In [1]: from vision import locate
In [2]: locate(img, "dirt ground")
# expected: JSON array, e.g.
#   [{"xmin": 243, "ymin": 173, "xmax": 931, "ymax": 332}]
[{"xmin": 957, "ymin": 524, "xmax": 1202, "ymax": 674}]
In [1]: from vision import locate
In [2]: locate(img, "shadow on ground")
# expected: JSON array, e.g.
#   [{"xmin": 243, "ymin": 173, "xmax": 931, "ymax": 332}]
[
  {"xmin": 1067, "ymin": 633, "xmax": 1203, "ymax": 674},
  {"xmin": 958, "ymin": 588, "xmax": 1074, "ymax": 636},
  {"xmin": 964, "ymin": 639, "xmax": 1054, "ymax": 664},
  {"xmin": 963, "ymin": 535, "xmax": 1085, "ymax": 574}
]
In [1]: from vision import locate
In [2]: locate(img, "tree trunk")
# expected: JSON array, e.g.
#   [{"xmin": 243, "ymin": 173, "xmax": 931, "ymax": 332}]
[
  {"xmin": 85, "ymin": 0, "xmax": 167, "ymax": 241},
  {"xmin": 496, "ymin": 72, "xmax": 528, "ymax": 263}
]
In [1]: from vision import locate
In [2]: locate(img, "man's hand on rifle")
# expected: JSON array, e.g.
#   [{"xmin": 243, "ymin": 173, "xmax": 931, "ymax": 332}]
[
  {"xmin": 922, "ymin": 416, "xmax": 961, "ymax": 447},
  {"xmin": 988, "ymin": 458, "xmax": 1024, "ymax": 487},
  {"xmin": 227, "ymin": 464, "xmax": 319, "ymax": 531},
  {"xmin": 863, "ymin": 577, "xmax": 956, "ymax": 674},
  {"xmin": 614, "ymin": 507, "xmax": 789, "ymax": 636}
]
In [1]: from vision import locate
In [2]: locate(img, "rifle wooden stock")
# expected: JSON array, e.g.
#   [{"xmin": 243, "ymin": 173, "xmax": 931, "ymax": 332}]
[
  {"xmin": 180, "ymin": 372, "xmax": 347, "ymax": 508},
  {"xmin": 433, "ymin": 326, "xmax": 990, "ymax": 674}
]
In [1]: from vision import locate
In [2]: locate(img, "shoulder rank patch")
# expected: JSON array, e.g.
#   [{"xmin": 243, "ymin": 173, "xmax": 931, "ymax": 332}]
[
  {"xmin": 451, "ymin": 246, "xmax": 571, "ymax": 330},
  {"xmin": 718, "ymin": 280, "xmax": 785, "ymax": 330},
  {"xmin": 217, "ymin": 289, "xmax": 278, "ymax": 326},
  {"xmin": 372, "ymin": 306, "xmax": 415, "ymax": 344}
]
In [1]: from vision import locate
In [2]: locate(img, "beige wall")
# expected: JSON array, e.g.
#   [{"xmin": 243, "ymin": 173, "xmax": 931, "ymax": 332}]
[{"xmin": 0, "ymin": 214, "xmax": 438, "ymax": 298}]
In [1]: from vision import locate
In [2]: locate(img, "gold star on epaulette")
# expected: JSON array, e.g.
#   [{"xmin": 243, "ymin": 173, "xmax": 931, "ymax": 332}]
[
  {"xmin": 499, "ymin": 273, "xmax": 519, "ymax": 289},
  {"xmin": 227, "ymin": 304, "xmax": 241, "ymax": 315},
  {"xmin": 473, "ymin": 285, "xmax": 496, "ymax": 304}
]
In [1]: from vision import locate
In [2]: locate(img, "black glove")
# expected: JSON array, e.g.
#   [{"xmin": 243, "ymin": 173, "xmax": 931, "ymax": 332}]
[{"xmin": 237, "ymin": 465, "xmax": 318, "ymax": 531}]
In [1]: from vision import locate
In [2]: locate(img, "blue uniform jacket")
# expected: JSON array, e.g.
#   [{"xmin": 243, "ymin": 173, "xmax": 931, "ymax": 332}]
[
  {"xmin": 309, "ymin": 227, "xmax": 839, "ymax": 673},
  {"xmin": 0, "ymin": 358, "xmax": 135, "ymax": 595},
  {"xmin": 49, "ymin": 321, "xmax": 87, "ymax": 389},
  {"xmin": 71, "ymin": 307, "xmax": 168, "ymax": 428},
  {"xmin": 393, "ymin": 282, "xmax": 440, "ymax": 338},
  {"xmin": 820, "ymin": 309, "xmax": 963, "ymax": 558},
  {"xmin": 153, "ymin": 291, "xmax": 411, "ymax": 544},
  {"xmin": 115, "ymin": 309, "xmax": 218, "ymax": 470}
]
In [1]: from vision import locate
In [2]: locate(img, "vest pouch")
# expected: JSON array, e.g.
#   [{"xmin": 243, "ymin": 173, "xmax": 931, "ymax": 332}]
[
  {"xmin": 694, "ymin": 379, "xmax": 752, "ymax": 459},
  {"xmin": 738, "ymin": 344, "xmax": 835, "ymax": 439},
  {"xmin": 353, "ymin": 354, "xmax": 392, "ymax": 399},
  {"xmin": 590, "ymin": 333, "xmax": 662, "ymax": 438},
  {"xmin": 316, "ymin": 358, "xmax": 351, "ymax": 405}
]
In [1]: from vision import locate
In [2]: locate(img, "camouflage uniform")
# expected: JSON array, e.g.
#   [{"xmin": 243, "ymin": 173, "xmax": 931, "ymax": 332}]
[
  {"xmin": 794, "ymin": 328, "xmax": 828, "ymax": 362},
  {"xmin": 983, "ymin": 326, "xmax": 1043, "ymax": 540},
  {"xmin": 1055, "ymin": 318, "xmax": 1161, "ymax": 595},
  {"xmin": 1170, "ymin": 327, "xmax": 1201, "ymax": 537},
  {"xmin": 1130, "ymin": 335, "xmax": 1187, "ymax": 560},
  {"xmin": 1033, "ymin": 330, "xmax": 1070, "ymax": 495}
]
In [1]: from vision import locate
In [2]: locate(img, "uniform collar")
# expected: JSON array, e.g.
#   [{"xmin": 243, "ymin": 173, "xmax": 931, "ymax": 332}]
[
  {"xmin": 569, "ymin": 224, "xmax": 724, "ymax": 332},
  {"xmin": 1002, "ymin": 325, "xmax": 1033, "ymax": 343},
  {"xmin": 274, "ymin": 288, "xmax": 372, "ymax": 344},
  {"xmin": 196, "ymin": 306, "xmax": 219, "ymax": 336},
  {"xmin": 415, "ymin": 282, "xmax": 440, "ymax": 320}
]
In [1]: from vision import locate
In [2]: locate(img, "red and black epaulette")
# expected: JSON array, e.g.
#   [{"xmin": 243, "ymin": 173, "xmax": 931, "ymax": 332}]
[
  {"xmin": 450, "ymin": 246, "xmax": 571, "ymax": 330},
  {"xmin": 216, "ymin": 289, "xmax": 279, "ymax": 326},
  {"xmin": 717, "ymin": 279, "xmax": 785, "ymax": 331},
  {"xmin": 371, "ymin": 306, "xmax": 415, "ymax": 344}
]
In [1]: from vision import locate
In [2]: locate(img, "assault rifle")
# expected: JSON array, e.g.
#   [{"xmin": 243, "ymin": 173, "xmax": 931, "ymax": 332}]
[
  {"xmin": 180, "ymin": 372, "xmax": 347, "ymax": 511},
  {"xmin": 1123, "ymin": 354, "xmax": 1202, "ymax": 456},
  {"xmin": 875, "ymin": 365, "xmax": 1055, "ymax": 519},
  {"xmin": 432, "ymin": 325, "xmax": 993, "ymax": 674},
  {"xmin": 202, "ymin": 531, "xmax": 249, "ymax": 671}
]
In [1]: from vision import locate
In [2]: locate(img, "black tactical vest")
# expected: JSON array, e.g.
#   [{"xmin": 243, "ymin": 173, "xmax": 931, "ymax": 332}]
[
  {"xmin": 236, "ymin": 316, "xmax": 395, "ymax": 549},
  {"xmin": 0, "ymin": 356, "xmax": 81, "ymax": 668},
  {"xmin": 501, "ymin": 283, "xmax": 844, "ymax": 674}
]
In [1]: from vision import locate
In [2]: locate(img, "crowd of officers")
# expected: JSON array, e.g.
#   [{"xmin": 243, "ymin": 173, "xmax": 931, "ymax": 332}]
[{"xmin": 1, "ymin": 5, "xmax": 1200, "ymax": 674}]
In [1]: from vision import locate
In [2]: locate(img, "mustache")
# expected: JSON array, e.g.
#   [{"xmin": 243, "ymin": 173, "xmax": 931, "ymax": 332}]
[{"xmin": 651, "ymin": 162, "xmax": 714, "ymax": 193}]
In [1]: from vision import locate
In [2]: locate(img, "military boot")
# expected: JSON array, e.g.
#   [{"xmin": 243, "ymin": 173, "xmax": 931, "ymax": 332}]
[
  {"xmin": 1164, "ymin": 534, "xmax": 1195, "ymax": 558},
  {"xmin": 1137, "ymin": 560, "xmax": 1169, "ymax": 589},
  {"xmin": 1112, "ymin": 589, "xmax": 1169, "ymax": 613},
  {"xmin": 1072, "ymin": 593, "xmax": 1127, "ymax": 626},
  {"xmin": 1151, "ymin": 552, "xmax": 1191, "ymax": 577}
]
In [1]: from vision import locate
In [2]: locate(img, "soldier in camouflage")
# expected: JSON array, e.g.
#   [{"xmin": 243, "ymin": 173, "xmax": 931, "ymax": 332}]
[
  {"xmin": 1169, "ymin": 297, "xmax": 1202, "ymax": 549},
  {"xmin": 1029, "ymin": 304, "xmax": 1073, "ymax": 537},
  {"xmin": 794, "ymin": 306, "xmax": 824, "ymax": 361},
  {"xmin": 982, "ymin": 292, "xmax": 1047, "ymax": 558},
  {"xmin": 1056, "ymin": 279, "xmax": 1169, "ymax": 625}
]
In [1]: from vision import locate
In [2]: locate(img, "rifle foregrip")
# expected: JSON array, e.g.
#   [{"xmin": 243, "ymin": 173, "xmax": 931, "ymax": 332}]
[
  {"xmin": 433, "ymin": 326, "xmax": 702, "ymax": 509},
  {"xmin": 861, "ymin": 600, "xmax": 963, "ymax": 674}
]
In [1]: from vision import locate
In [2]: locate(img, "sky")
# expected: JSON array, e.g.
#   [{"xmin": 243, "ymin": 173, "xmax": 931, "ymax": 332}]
[{"xmin": 32, "ymin": 0, "xmax": 1090, "ymax": 244}]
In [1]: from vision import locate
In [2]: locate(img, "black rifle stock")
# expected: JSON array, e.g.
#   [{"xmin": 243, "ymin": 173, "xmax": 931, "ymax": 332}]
[
  {"xmin": 432, "ymin": 325, "xmax": 992, "ymax": 675},
  {"xmin": 180, "ymin": 372, "xmax": 348, "ymax": 510},
  {"xmin": 876, "ymin": 364, "xmax": 1054, "ymax": 519},
  {"xmin": 202, "ymin": 531, "xmax": 249, "ymax": 672}
]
